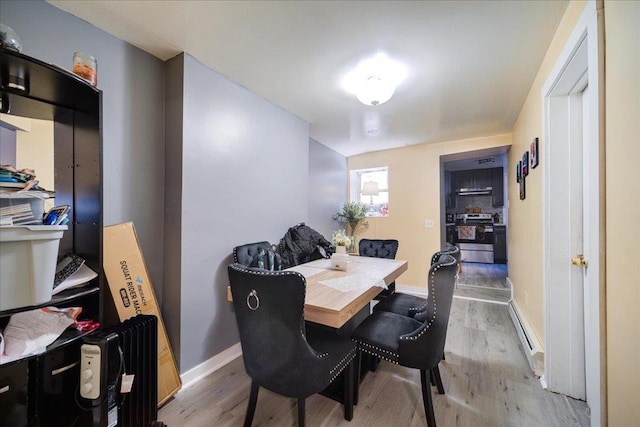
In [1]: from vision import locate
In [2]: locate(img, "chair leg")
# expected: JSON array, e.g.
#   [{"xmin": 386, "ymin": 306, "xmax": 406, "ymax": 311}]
[
  {"xmin": 354, "ymin": 351, "xmax": 361, "ymax": 405},
  {"xmin": 343, "ymin": 358, "xmax": 354, "ymax": 420},
  {"xmin": 420, "ymin": 369, "xmax": 437, "ymax": 427},
  {"xmin": 432, "ymin": 365, "xmax": 445, "ymax": 395},
  {"xmin": 297, "ymin": 397, "xmax": 306, "ymax": 427},
  {"xmin": 244, "ymin": 380, "xmax": 260, "ymax": 427},
  {"xmin": 370, "ymin": 355, "xmax": 379, "ymax": 372}
]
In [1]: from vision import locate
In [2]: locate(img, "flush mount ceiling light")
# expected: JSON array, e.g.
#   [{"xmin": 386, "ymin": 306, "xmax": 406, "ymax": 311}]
[{"xmin": 343, "ymin": 53, "xmax": 406, "ymax": 106}]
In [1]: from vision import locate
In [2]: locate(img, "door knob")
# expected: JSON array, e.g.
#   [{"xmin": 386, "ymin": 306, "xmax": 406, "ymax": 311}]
[{"xmin": 571, "ymin": 255, "xmax": 588, "ymax": 268}]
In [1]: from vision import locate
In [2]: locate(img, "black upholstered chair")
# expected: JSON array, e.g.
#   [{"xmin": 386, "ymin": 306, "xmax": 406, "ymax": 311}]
[
  {"xmin": 351, "ymin": 254, "xmax": 458, "ymax": 426},
  {"xmin": 227, "ymin": 263, "xmax": 357, "ymax": 426},
  {"xmin": 373, "ymin": 245, "xmax": 460, "ymax": 317},
  {"xmin": 233, "ymin": 241, "xmax": 272, "ymax": 267},
  {"xmin": 358, "ymin": 239, "xmax": 399, "ymax": 299}
]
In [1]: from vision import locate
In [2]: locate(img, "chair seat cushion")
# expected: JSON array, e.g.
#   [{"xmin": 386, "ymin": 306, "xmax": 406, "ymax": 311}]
[
  {"xmin": 352, "ymin": 311, "xmax": 422, "ymax": 363},
  {"xmin": 373, "ymin": 292, "xmax": 428, "ymax": 317},
  {"xmin": 306, "ymin": 328, "xmax": 356, "ymax": 383}
]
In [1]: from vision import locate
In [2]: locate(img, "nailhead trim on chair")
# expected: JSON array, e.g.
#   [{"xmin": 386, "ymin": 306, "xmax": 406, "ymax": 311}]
[
  {"xmin": 328, "ymin": 348, "xmax": 357, "ymax": 383},
  {"xmin": 405, "ymin": 249, "xmax": 459, "ymax": 316},
  {"xmin": 231, "ymin": 263, "xmax": 355, "ymax": 379},
  {"xmin": 400, "ymin": 256, "xmax": 457, "ymax": 341},
  {"xmin": 355, "ymin": 344, "xmax": 399, "ymax": 365},
  {"xmin": 352, "ymin": 256, "xmax": 457, "ymax": 365}
]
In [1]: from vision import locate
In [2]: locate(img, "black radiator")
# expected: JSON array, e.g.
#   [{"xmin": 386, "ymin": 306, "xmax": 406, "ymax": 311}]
[{"xmin": 84, "ymin": 314, "xmax": 158, "ymax": 427}]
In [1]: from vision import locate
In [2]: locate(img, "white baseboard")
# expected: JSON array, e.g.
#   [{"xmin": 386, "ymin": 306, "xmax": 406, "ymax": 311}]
[
  {"xmin": 508, "ymin": 298, "xmax": 544, "ymax": 377},
  {"xmin": 179, "ymin": 342, "xmax": 242, "ymax": 390},
  {"xmin": 539, "ymin": 374, "xmax": 548, "ymax": 390},
  {"xmin": 506, "ymin": 276, "xmax": 514, "ymax": 302},
  {"xmin": 395, "ymin": 283, "xmax": 427, "ymax": 297}
]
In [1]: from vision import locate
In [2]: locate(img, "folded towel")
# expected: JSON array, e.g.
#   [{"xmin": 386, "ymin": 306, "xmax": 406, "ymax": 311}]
[{"xmin": 458, "ymin": 225, "xmax": 476, "ymax": 240}]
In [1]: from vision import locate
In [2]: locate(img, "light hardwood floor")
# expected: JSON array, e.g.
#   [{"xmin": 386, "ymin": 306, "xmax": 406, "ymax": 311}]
[
  {"xmin": 454, "ymin": 262, "xmax": 511, "ymax": 304},
  {"xmin": 158, "ymin": 298, "xmax": 589, "ymax": 426},
  {"xmin": 458, "ymin": 262, "xmax": 509, "ymax": 289}
]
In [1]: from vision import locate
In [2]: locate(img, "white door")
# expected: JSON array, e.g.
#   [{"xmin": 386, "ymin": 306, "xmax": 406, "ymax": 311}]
[{"xmin": 542, "ymin": 3, "xmax": 603, "ymax": 425}]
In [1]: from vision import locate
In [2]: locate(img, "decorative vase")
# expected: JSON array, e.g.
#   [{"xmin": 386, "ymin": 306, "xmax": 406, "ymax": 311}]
[
  {"xmin": 348, "ymin": 228, "xmax": 357, "ymax": 253},
  {"xmin": 335, "ymin": 245, "xmax": 347, "ymax": 255}
]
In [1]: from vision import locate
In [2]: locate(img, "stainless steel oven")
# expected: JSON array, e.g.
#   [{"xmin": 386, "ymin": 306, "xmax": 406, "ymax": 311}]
[{"xmin": 455, "ymin": 214, "xmax": 495, "ymax": 263}]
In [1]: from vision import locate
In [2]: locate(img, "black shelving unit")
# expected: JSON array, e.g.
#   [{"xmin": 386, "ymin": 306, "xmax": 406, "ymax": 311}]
[{"xmin": 0, "ymin": 48, "xmax": 103, "ymax": 426}]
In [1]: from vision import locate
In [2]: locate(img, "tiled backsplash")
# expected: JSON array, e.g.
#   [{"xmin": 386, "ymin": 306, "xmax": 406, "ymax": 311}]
[{"xmin": 446, "ymin": 195, "xmax": 506, "ymax": 223}]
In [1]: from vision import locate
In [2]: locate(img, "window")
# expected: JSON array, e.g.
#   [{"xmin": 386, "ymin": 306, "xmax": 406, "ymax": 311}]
[{"xmin": 350, "ymin": 167, "xmax": 389, "ymax": 217}]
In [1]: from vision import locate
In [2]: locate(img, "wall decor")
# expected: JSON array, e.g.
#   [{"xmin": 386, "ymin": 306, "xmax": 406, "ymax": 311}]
[
  {"xmin": 522, "ymin": 151, "xmax": 529, "ymax": 176},
  {"xmin": 519, "ymin": 174, "xmax": 526, "ymax": 200},
  {"xmin": 530, "ymin": 137, "xmax": 539, "ymax": 168},
  {"xmin": 516, "ymin": 161, "xmax": 521, "ymax": 183}
]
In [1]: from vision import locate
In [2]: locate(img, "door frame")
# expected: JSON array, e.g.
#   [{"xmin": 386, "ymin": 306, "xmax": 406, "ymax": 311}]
[{"xmin": 541, "ymin": 1, "xmax": 604, "ymax": 425}]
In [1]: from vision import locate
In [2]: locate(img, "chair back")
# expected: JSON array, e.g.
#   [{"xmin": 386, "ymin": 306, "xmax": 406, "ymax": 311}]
[
  {"xmin": 397, "ymin": 254, "xmax": 458, "ymax": 369},
  {"xmin": 431, "ymin": 244, "xmax": 460, "ymax": 266},
  {"xmin": 233, "ymin": 241, "xmax": 271, "ymax": 266},
  {"xmin": 227, "ymin": 263, "xmax": 332, "ymax": 398},
  {"xmin": 359, "ymin": 239, "xmax": 399, "ymax": 259}
]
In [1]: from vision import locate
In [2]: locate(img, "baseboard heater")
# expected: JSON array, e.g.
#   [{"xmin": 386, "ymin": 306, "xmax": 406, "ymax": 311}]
[
  {"xmin": 83, "ymin": 314, "xmax": 158, "ymax": 427},
  {"xmin": 508, "ymin": 300, "xmax": 544, "ymax": 377}
]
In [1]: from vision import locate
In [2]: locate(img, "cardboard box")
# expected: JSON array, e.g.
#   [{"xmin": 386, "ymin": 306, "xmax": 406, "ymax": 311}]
[{"xmin": 103, "ymin": 222, "xmax": 181, "ymax": 406}]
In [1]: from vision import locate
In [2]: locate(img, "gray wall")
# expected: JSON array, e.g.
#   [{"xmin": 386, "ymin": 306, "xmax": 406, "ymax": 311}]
[
  {"xmin": 0, "ymin": 126, "xmax": 17, "ymax": 165},
  {"xmin": 1, "ymin": 1, "xmax": 167, "ymax": 301},
  {"xmin": 162, "ymin": 55, "xmax": 185, "ymax": 363},
  {"xmin": 166, "ymin": 54, "xmax": 311, "ymax": 371},
  {"xmin": 308, "ymin": 138, "xmax": 347, "ymax": 238},
  {"xmin": 3, "ymin": 0, "xmax": 347, "ymax": 374}
]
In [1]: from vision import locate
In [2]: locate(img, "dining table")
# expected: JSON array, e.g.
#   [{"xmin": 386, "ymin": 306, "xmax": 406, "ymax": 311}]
[{"xmin": 227, "ymin": 255, "xmax": 408, "ymax": 329}]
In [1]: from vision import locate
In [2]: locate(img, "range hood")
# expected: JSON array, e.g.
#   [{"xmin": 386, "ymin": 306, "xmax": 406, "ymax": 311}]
[{"xmin": 457, "ymin": 187, "xmax": 493, "ymax": 196}]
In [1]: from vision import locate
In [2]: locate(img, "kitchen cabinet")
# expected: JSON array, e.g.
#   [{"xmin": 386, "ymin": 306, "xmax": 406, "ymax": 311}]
[
  {"xmin": 491, "ymin": 167, "xmax": 504, "ymax": 207},
  {"xmin": 446, "ymin": 225, "xmax": 456, "ymax": 245},
  {"xmin": 453, "ymin": 169, "xmax": 492, "ymax": 190},
  {"xmin": 494, "ymin": 225, "xmax": 507, "ymax": 263},
  {"xmin": 452, "ymin": 167, "xmax": 504, "ymax": 207},
  {"xmin": 445, "ymin": 170, "xmax": 456, "ymax": 208},
  {"xmin": 0, "ymin": 48, "xmax": 103, "ymax": 426}
]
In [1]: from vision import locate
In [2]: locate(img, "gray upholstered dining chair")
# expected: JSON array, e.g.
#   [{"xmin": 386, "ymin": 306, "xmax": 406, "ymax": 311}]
[
  {"xmin": 358, "ymin": 238, "xmax": 399, "ymax": 299},
  {"xmin": 233, "ymin": 241, "xmax": 272, "ymax": 266},
  {"xmin": 233, "ymin": 241, "xmax": 283, "ymax": 271},
  {"xmin": 227, "ymin": 263, "xmax": 357, "ymax": 426},
  {"xmin": 373, "ymin": 245, "xmax": 460, "ymax": 317},
  {"xmin": 351, "ymin": 254, "xmax": 458, "ymax": 426}
]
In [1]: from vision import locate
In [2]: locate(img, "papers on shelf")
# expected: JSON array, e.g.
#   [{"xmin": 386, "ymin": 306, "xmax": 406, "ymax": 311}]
[
  {"xmin": 52, "ymin": 263, "xmax": 98, "ymax": 295},
  {"xmin": 0, "ymin": 307, "xmax": 81, "ymax": 364}
]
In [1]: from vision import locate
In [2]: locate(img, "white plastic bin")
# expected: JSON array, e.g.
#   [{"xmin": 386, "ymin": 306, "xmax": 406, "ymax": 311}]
[{"xmin": 0, "ymin": 225, "xmax": 67, "ymax": 311}]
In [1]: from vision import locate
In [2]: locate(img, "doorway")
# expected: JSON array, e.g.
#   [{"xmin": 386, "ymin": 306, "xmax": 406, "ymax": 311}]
[
  {"xmin": 542, "ymin": 3, "xmax": 603, "ymax": 425},
  {"xmin": 440, "ymin": 150, "xmax": 511, "ymax": 305}
]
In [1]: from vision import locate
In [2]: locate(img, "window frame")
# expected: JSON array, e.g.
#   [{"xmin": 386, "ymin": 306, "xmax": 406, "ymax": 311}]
[{"xmin": 349, "ymin": 166, "xmax": 389, "ymax": 217}]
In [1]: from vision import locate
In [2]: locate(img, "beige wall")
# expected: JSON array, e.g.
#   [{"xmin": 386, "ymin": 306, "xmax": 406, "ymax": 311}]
[
  {"xmin": 604, "ymin": 0, "xmax": 640, "ymax": 424},
  {"xmin": 15, "ymin": 118, "xmax": 55, "ymax": 193},
  {"xmin": 508, "ymin": 1, "xmax": 586, "ymax": 343},
  {"xmin": 348, "ymin": 1, "xmax": 639, "ymax": 424},
  {"xmin": 348, "ymin": 134, "xmax": 511, "ymax": 288}
]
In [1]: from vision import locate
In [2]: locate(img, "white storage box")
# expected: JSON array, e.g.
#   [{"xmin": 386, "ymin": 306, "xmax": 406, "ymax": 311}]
[
  {"xmin": 0, "ymin": 191, "xmax": 49, "ymax": 225},
  {"xmin": 0, "ymin": 225, "xmax": 67, "ymax": 311},
  {"xmin": 330, "ymin": 253, "xmax": 349, "ymax": 271}
]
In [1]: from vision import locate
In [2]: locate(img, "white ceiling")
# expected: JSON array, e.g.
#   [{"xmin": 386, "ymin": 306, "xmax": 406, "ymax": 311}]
[{"xmin": 48, "ymin": 0, "xmax": 568, "ymax": 157}]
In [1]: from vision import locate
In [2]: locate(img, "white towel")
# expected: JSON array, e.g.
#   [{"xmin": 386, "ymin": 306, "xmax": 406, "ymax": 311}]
[{"xmin": 458, "ymin": 225, "xmax": 476, "ymax": 240}]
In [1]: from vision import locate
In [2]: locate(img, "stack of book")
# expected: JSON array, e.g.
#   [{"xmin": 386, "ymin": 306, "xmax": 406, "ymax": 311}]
[{"xmin": 0, "ymin": 202, "xmax": 40, "ymax": 225}]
